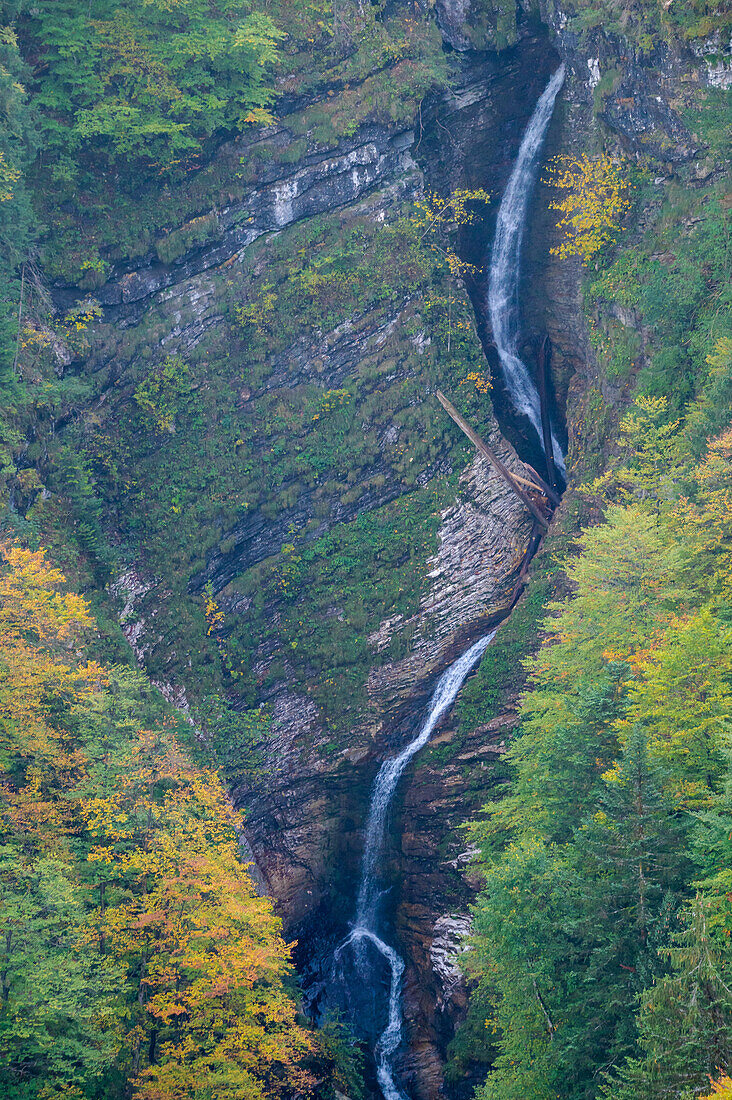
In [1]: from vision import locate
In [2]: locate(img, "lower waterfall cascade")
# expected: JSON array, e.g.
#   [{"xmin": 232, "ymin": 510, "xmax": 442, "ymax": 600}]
[
  {"xmin": 334, "ymin": 632, "xmax": 497, "ymax": 1100},
  {"xmin": 486, "ymin": 64, "xmax": 567, "ymax": 475}
]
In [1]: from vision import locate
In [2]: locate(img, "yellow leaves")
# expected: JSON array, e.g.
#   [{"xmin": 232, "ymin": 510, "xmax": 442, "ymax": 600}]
[
  {"xmin": 0, "ymin": 149, "xmax": 20, "ymax": 203},
  {"xmin": 445, "ymin": 249, "xmax": 479, "ymax": 277},
  {"xmin": 59, "ymin": 301, "xmax": 104, "ymax": 338},
  {"xmin": 411, "ymin": 188, "xmax": 490, "ymax": 279},
  {"xmin": 236, "ymin": 284, "xmax": 277, "ymax": 335},
  {"xmin": 705, "ymin": 335, "xmax": 732, "ymax": 376},
  {"xmin": 0, "ymin": 544, "xmax": 108, "ymax": 792},
  {"xmin": 241, "ymin": 106, "xmax": 276, "ymax": 127},
  {"xmin": 317, "ymin": 388, "xmax": 351, "ymax": 416},
  {"xmin": 87, "ymin": 847, "xmax": 116, "ymax": 865},
  {"xmin": 0, "ymin": 541, "xmax": 312, "ymax": 1097},
  {"xmin": 203, "ymin": 584, "xmax": 224, "ymax": 636},
  {"xmin": 459, "ymin": 370, "xmax": 491, "ymax": 394},
  {"xmin": 76, "ymin": 724, "xmax": 314, "ymax": 1097},
  {"xmin": 703, "ymin": 1076, "xmax": 732, "ymax": 1099},
  {"xmin": 412, "ymin": 188, "xmax": 491, "ymax": 231},
  {"xmin": 624, "ymin": 608, "xmax": 732, "ymax": 809},
  {"xmin": 544, "ymin": 153, "xmax": 631, "ymax": 264},
  {"xmin": 134, "ymin": 354, "xmax": 191, "ymax": 434},
  {"xmin": 0, "ymin": 544, "xmax": 93, "ymax": 648}
]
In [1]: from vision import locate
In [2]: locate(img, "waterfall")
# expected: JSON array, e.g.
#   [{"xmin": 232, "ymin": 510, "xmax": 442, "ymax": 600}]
[
  {"xmin": 328, "ymin": 66, "xmax": 566, "ymax": 1100},
  {"xmin": 486, "ymin": 65, "xmax": 566, "ymax": 475},
  {"xmin": 335, "ymin": 631, "xmax": 496, "ymax": 1100}
]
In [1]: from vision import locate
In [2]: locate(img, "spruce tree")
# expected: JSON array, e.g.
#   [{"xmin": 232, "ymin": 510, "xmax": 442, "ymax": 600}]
[
  {"xmin": 574, "ymin": 725, "xmax": 687, "ymax": 1080},
  {"xmin": 602, "ymin": 894, "xmax": 732, "ymax": 1100}
]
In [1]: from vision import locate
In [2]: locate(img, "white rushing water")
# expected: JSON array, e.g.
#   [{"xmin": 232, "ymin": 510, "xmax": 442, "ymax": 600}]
[
  {"xmin": 486, "ymin": 65, "xmax": 566, "ymax": 475},
  {"xmin": 336, "ymin": 631, "xmax": 496, "ymax": 1100}
]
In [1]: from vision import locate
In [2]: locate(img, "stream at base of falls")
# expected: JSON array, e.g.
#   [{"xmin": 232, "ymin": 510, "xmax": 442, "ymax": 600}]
[
  {"xmin": 332, "ymin": 632, "xmax": 496, "ymax": 1100},
  {"xmin": 326, "ymin": 64, "xmax": 567, "ymax": 1100}
]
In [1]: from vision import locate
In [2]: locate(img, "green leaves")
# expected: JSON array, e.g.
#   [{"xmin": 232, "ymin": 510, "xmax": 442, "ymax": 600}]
[
  {"xmin": 0, "ymin": 847, "xmax": 125, "ymax": 1095},
  {"xmin": 602, "ymin": 895, "xmax": 732, "ymax": 1100},
  {"xmin": 22, "ymin": 0, "xmax": 284, "ymax": 170},
  {"xmin": 0, "ymin": 547, "xmax": 313, "ymax": 1100},
  {"xmin": 463, "ymin": 427, "xmax": 732, "ymax": 1099}
]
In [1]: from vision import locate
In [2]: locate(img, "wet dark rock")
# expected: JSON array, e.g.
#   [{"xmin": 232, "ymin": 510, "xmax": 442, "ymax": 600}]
[{"xmin": 599, "ymin": 62, "xmax": 696, "ymax": 162}]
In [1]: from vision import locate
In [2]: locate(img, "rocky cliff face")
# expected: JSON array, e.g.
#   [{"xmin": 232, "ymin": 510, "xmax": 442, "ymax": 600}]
[
  {"xmin": 229, "ymin": 33, "xmax": 580, "ymax": 1097},
  {"xmin": 45, "ymin": 29, "xmax": 567, "ymax": 1095},
  {"xmin": 73, "ymin": 126, "xmax": 418, "ymax": 318},
  {"xmin": 34, "ymin": 24, "xmax": 568, "ymax": 1094},
  {"xmin": 380, "ymin": 8, "xmax": 729, "ymax": 1095},
  {"xmin": 392, "ymin": 701, "xmax": 518, "ymax": 1099}
]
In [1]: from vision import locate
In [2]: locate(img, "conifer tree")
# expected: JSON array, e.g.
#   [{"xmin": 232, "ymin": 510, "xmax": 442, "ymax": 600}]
[
  {"xmin": 576, "ymin": 726, "xmax": 687, "ymax": 1066},
  {"xmin": 602, "ymin": 895, "xmax": 732, "ymax": 1100}
]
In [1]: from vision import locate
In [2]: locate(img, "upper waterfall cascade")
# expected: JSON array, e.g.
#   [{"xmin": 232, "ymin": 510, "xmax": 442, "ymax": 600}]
[
  {"xmin": 486, "ymin": 65, "xmax": 566, "ymax": 474},
  {"xmin": 335, "ymin": 632, "xmax": 496, "ymax": 1100}
]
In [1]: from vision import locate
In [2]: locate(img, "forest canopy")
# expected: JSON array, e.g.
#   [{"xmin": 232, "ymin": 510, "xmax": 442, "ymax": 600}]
[
  {"xmin": 456, "ymin": 415, "xmax": 732, "ymax": 1100},
  {"xmin": 0, "ymin": 544, "xmax": 315, "ymax": 1100}
]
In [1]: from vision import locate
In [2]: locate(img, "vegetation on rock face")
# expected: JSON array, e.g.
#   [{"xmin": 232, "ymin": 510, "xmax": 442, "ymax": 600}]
[
  {"xmin": 543, "ymin": 0, "xmax": 732, "ymax": 48},
  {"xmin": 412, "ymin": 189, "xmax": 492, "ymax": 278},
  {"xmin": 0, "ymin": 2, "xmax": 486, "ymax": 1088},
  {"xmin": 0, "ymin": 0, "xmax": 729, "ymax": 1093},
  {"xmin": 10, "ymin": 186, "xmax": 494, "ymax": 731},
  {"xmin": 0, "ymin": 0, "xmax": 483, "ymax": 743},
  {"xmin": 582, "ymin": 175, "xmax": 731, "ymax": 413}
]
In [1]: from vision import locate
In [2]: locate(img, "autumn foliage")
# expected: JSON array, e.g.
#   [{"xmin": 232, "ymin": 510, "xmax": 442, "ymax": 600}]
[
  {"xmin": 702, "ymin": 1075, "xmax": 732, "ymax": 1099},
  {"xmin": 0, "ymin": 544, "xmax": 313, "ymax": 1100},
  {"xmin": 411, "ymin": 188, "xmax": 491, "ymax": 277},
  {"xmin": 545, "ymin": 153, "xmax": 631, "ymax": 263},
  {"xmin": 465, "ymin": 414, "xmax": 732, "ymax": 1100}
]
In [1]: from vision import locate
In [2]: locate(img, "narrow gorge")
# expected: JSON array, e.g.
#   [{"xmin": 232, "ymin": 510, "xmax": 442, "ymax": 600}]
[{"xmin": 312, "ymin": 63, "xmax": 567, "ymax": 1099}]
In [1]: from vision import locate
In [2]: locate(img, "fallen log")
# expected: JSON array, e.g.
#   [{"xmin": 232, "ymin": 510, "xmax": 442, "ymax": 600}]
[
  {"xmin": 523, "ymin": 459, "xmax": 562, "ymax": 509},
  {"xmin": 436, "ymin": 390, "xmax": 551, "ymax": 531}
]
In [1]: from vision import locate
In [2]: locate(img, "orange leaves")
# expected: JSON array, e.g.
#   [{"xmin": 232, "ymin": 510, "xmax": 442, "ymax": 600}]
[
  {"xmin": 0, "ymin": 542, "xmax": 314, "ymax": 1098},
  {"xmin": 76, "ymin": 725, "xmax": 313, "ymax": 1098},
  {"xmin": 0, "ymin": 544, "xmax": 93, "ymax": 648},
  {"xmin": 460, "ymin": 370, "xmax": 492, "ymax": 394},
  {"xmin": 0, "ymin": 544, "xmax": 106, "ymax": 829},
  {"xmin": 702, "ymin": 1074, "xmax": 732, "ymax": 1099}
]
